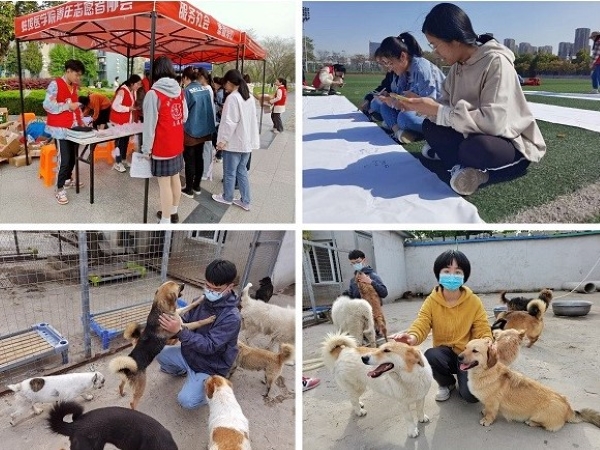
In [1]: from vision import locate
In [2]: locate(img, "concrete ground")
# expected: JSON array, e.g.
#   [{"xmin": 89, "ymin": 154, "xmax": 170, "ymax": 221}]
[
  {"xmin": 0, "ymin": 93, "xmax": 295, "ymax": 224},
  {"xmin": 302, "ymin": 291, "xmax": 600, "ymax": 450}
]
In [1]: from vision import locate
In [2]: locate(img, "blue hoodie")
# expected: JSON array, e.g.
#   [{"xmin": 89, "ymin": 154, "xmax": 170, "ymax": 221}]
[
  {"xmin": 178, "ymin": 291, "xmax": 241, "ymax": 376},
  {"xmin": 183, "ymin": 81, "xmax": 216, "ymax": 139}
]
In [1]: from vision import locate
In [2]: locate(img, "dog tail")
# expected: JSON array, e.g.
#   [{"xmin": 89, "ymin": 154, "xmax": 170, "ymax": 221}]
[
  {"xmin": 491, "ymin": 318, "xmax": 507, "ymax": 330},
  {"xmin": 123, "ymin": 322, "xmax": 143, "ymax": 341},
  {"xmin": 47, "ymin": 401, "xmax": 84, "ymax": 437},
  {"xmin": 526, "ymin": 298, "xmax": 547, "ymax": 319},
  {"xmin": 278, "ymin": 343, "xmax": 295, "ymax": 365},
  {"xmin": 240, "ymin": 283, "xmax": 253, "ymax": 308},
  {"xmin": 109, "ymin": 355, "xmax": 138, "ymax": 376},
  {"xmin": 500, "ymin": 291, "xmax": 511, "ymax": 305},
  {"xmin": 321, "ymin": 332, "xmax": 357, "ymax": 369},
  {"xmin": 538, "ymin": 288, "xmax": 553, "ymax": 306},
  {"xmin": 572, "ymin": 408, "xmax": 600, "ymax": 428}
]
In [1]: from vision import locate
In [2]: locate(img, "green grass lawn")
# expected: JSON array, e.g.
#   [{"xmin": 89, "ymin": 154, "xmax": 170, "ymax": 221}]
[{"xmin": 312, "ymin": 73, "xmax": 600, "ymax": 223}]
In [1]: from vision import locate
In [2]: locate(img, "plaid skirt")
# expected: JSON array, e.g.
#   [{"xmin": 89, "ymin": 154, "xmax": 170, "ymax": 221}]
[{"xmin": 151, "ymin": 153, "xmax": 184, "ymax": 177}]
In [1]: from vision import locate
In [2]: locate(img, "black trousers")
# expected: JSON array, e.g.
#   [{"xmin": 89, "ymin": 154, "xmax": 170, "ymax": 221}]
[
  {"xmin": 424, "ymin": 346, "xmax": 478, "ymax": 403},
  {"xmin": 183, "ymin": 143, "xmax": 205, "ymax": 190},
  {"xmin": 55, "ymin": 138, "xmax": 78, "ymax": 189},
  {"xmin": 271, "ymin": 112, "xmax": 283, "ymax": 132},
  {"xmin": 422, "ymin": 119, "xmax": 530, "ymax": 180},
  {"xmin": 114, "ymin": 136, "xmax": 129, "ymax": 163}
]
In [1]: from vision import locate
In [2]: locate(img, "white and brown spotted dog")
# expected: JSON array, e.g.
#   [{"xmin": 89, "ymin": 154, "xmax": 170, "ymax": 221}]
[
  {"xmin": 205, "ymin": 375, "xmax": 251, "ymax": 450},
  {"xmin": 7, "ymin": 372, "xmax": 105, "ymax": 426}
]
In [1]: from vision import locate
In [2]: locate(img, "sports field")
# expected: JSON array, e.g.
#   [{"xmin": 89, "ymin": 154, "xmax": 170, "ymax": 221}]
[{"xmin": 306, "ymin": 72, "xmax": 600, "ymax": 223}]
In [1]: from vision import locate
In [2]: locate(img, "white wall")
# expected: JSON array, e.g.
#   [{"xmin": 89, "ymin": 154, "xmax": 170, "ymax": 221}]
[
  {"xmin": 405, "ymin": 234, "xmax": 600, "ymax": 293},
  {"xmin": 272, "ymin": 231, "xmax": 295, "ymax": 290},
  {"xmin": 372, "ymin": 231, "xmax": 408, "ymax": 301}
]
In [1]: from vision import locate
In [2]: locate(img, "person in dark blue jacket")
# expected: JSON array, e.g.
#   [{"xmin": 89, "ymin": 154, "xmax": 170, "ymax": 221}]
[
  {"xmin": 181, "ymin": 66, "xmax": 216, "ymax": 198},
  {"xmin": 346, "ymin": 249, "xmax": 388, "ymax": 302},
  {"xmin": 157, "ymin": 259, "xmax": 241, "ymax": 409}
]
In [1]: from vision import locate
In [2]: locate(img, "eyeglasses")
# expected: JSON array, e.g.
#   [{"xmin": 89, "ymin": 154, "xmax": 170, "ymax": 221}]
[
  {"xmin": 379, "ymin": 59, "xmax": 394, "ymax": 68},
  {"xmin": 427, "ymin": 42, "xmax": 440, "ymax": 52},
  {"xmin": 205, "ymin": 283, "xmax": 230, "ymax": 293}
]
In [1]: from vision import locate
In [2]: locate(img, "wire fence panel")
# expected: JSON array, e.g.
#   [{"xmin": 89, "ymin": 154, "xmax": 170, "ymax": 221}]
[{"xmin": 0, "ymin": 230, "xmax": 289, "ymax": 388}]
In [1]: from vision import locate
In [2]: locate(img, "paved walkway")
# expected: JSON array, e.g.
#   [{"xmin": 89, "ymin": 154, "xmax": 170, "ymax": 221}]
[{"xmin": 0, "ymin": 93, "xmax": 295, "ymax": 224}]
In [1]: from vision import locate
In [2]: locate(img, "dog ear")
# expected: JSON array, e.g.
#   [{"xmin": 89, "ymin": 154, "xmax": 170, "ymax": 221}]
[
  {"xmin": 486, "ymin": 342, "xmax": 498, "ymax": 368},
  {"xmin": 205, "ymin": 377, "xmax": 215, "ymax": 399},
  {"xmin": 517, "ymin": 329, "xmax": 526, "ymax": 338},
  {"xmin": 29, "ymin": 378, "xmax": 45, "ymax": 392}
]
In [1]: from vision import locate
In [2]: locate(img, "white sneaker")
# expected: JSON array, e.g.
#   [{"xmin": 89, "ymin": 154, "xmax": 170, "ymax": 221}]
[
  {"xmin": 394, "ymin": 129, "xmax": 417, "ymax": 144},
  {"xmin": 589, "ymin": 89, "xmax": 599, "ymax": 94},
  {"xmin": 449, "ymin": 165, "xmax": 489, "ymax": 196},
  {"xmin": 113, "ymin": 162, "xmax": 126, "ymax": 173},
  {"xmin": 421, "ymin": 143, "xmax": 440, "ymax": 161},
  {"xmin": 435, "ymin": 384, "xmax": 455, "ymax": 402}
]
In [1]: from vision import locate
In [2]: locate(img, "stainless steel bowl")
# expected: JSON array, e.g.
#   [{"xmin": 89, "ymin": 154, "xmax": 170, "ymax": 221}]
[
  {"xmin": 552, "ymin": 300, "xmax": 592, "ymax": 317},
  {"xmin": 493, "ymin": 305, "xmax": 508, "ymax": 318}
]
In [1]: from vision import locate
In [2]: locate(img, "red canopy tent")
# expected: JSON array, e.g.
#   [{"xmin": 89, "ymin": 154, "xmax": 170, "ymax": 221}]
[{"xmin": 13, "ymin": 1, "xmax": 268, "ymax": 223}]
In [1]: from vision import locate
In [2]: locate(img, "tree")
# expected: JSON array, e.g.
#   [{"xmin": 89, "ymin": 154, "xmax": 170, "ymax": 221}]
[
  {"xmin": 49, "ymin": 44, "xmax": 97, "ymax": 82},
  {"xmin": 234, "ymin": 35, "xmax": 295, "ymax": 85},
  {"xmin": 0, "ymin": 2, "xmax": 47, "ymax": 61},
  {"xmin": 4, "ymin": 45, "xmax": 17, "ymax": 76},
  {"xmin": 302, "ymin": 36, "xmax": 315, "ymax": 66},
  {"xmin": 22, "ymin": 41, "xmax": 42, "ymax": 77}
]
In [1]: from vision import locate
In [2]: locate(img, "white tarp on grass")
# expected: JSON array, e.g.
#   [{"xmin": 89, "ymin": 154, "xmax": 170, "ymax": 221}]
[
  {"xmin": 528, "ymin": 102, "xmax": 600, "ymax": 133},
  {"xmin": 302, "ymin": 95, "xmax": 483, "ymax": 224},
  {"xmin": 523, "ymin": 90, "xmax": 600, "ymax": 101}
]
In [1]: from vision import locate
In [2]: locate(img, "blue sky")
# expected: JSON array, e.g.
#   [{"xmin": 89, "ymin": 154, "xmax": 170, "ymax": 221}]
[{"xmin": 303, "ymin": 2, "xmax": 597, "ymax": 56}]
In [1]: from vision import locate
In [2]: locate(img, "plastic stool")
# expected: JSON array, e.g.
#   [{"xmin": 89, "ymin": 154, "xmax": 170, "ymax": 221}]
[
  {"xmin": 93, "ymin": 141, "xmax": 115, "ymax": 165},
  {"xmin": 38, "ymin": 143, "xmax": 57, "ymax": 187},
  {"xmin": 22, "ymin": 112, "xmax": 36, "ymax": 126}
]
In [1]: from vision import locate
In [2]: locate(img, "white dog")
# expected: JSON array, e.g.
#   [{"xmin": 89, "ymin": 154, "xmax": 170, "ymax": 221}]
[
  {"xmin": 240, "ymin": 283, "xmax": 294, "ymax": 349},
  {"xmin": 7, "ymin": 371, "xmax": 105, "ymax": 426},
  {"xmin": 205, "ymin": 374, "xmax": 251, "ymax": 450},
  {"xmin": 322, "ymin": 332, "xmax": 432, "ymax": 438},
  {"xmin": 331, "ymin": 295, "xmax": 376, "ymax": 347}
]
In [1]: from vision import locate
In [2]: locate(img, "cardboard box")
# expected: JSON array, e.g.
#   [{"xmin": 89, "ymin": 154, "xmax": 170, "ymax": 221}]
[
  {"xmin": 0, "ymin": 130, "xmax": 21, "ymax": 158},
  {"xmin": 9, "ymin": 154, "xmax": 33, "ymax": 167},
  {"xmin": 0, "ymin": 107, "xmax": 7, "ymax": 124}
]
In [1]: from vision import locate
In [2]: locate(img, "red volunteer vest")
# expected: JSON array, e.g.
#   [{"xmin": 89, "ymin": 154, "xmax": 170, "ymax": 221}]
[
  {"xmin": 151, "ymin": 89, "xmax": 184, "ymax": 158},
  {"xmin": 274, "ymin": 86, "xmax": 287, "ymax": 106},
  {"xmin": 312, "ymin": 66, "xmax": 333, "ymax": 89},
  {"xmin": 109, "ymin": 86, "xmax": 134, "ymax": 125},
  {"xmin": 46, "ymin": 77, "xmax": 82, "ymax": 128}
]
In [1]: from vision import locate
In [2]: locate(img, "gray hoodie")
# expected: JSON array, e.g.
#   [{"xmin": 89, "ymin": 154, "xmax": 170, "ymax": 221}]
[
  {"xmin": 436, "ymin": 40, "xmax": 546, "ymax": 163},
  {"xmin": 141, "ymin": 77, "xmax": 188, "ymax": 156}
]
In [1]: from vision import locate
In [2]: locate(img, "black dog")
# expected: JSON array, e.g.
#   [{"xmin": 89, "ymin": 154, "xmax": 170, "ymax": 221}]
[
  {"xmin": 500, "ymin": 288, "xmax": 553, "ymax": 312},
  {"xmin": 48, "ymin": 401, "xmax": 178, "ymax": 450},
  {"xmin": 254, "ymin": 276, "xmax": 274, "ymax": 302}
]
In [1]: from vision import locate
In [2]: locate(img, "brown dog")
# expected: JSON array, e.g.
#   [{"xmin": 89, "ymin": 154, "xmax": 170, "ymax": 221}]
[
  {"xmin": 109, "ymin": 281, "xmax": 214, "ymax": 409},
  {"xmin": 355, "ymin": 274, "xmax": 388, "ymax": 342},
  {"xmin": 458, "ymin": 338, "xmax": 600, "ymax": 431},
  {"xmin": 230, "ymin": 341, "xmax": 294, "ymax": 397},
  {"xmin": 492, "ymin": 298, "xmax": 546, "ymax": 347},
  {"xmin": 492, "ymin": 328, "xmax": 525, "ymax": 366}
]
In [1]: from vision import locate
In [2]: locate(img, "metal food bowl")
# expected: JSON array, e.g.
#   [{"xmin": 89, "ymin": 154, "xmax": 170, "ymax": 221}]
[
  {"xmin": 552, "ymin": 300, "xmax": 592, "ymax": 317},
  {"xmin": 493, "ymin": 305, "xmax": 508, "ymax": 318}
]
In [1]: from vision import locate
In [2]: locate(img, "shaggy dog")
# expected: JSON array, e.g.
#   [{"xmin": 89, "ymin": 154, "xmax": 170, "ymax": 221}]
[
  {"xmin": 492, "ymin": 328, "xmax": 526, "ymax": 366},
  {"xmin": 355, "ymin": 273, "xmax": 388, "ymax": 342},
  {"xmin": 331, "ymin": 295, "xmax": 376, "ymax": 347},
  {"xmin": 7, "ymin": 372, "xmax": 105, "ymax": 426},
  {"xmin": 240, "ymin": 283, "xmax": 294, "ymax": 350},
  {"xmin": 254, "ymin": 277, "xmax": 274, "ymax": 303},
  {"xmin": 500, "ymin": 288, "xmax": 553, "ymax": 312},
  {"xmin": 492, "ymin": 298, "xmax": 546, "ymax": 347},
  {"xmin": 109, "ymin": 281, "xmax": 214, "ymax": 410},
  {"xmin": 205, "ymin": 375, "xmax": 252, "ymax": 450},
  {"xmin": 48, "ymin": 401, "xmax": 178, "ymax": 449},
  {"xmin": 458, "ymin": 339, "xmax": 600, "ymax": 431},
  {"xmin": 230, "ymin": 341, "xmax": 294, "ymax": 397},
  {"xmin": 322, "ymin": 332, "xmax": 432, "ymax": 438}
]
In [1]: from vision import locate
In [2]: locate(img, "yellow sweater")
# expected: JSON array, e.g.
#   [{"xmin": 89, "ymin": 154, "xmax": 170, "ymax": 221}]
[{"xmin": 407, "ymin": 286, "xmax": 492, "ymax": 354}]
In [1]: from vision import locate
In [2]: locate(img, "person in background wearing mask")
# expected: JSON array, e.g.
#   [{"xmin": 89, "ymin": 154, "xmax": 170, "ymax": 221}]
[
  {"xmin": 156, "ymin": 259, "xmax": 241, "ymax": 409},
  {"xmin": 391, "ymin": 250, "xmax": 492, "ymax": 403},
  {"xmin": 346, "ymin": 249, "xmax": 388, "ymax": 303}
]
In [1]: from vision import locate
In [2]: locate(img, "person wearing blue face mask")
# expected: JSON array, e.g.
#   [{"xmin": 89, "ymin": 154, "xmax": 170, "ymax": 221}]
[
  {"xmin": 346, "ymin": 249, "xmax": 388, "ymax": 305},
  {"xmin": 156, "ymin": 259, "xmax": 241, "ymax": 410},
  {"xmin": 391, "ymin": 249, "xmax": 491, "ymax": 403}
]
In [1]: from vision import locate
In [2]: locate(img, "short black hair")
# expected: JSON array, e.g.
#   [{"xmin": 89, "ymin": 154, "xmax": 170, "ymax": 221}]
[
  {"xmin": 78, "ymin": 95, "xmax": 90, "ymax": 107},
  {"xmin": 333, "ymin": 64, "xmax": 346, "ymax": 73},
  {"xmin": 205, "ymin": 259, "xmax": 237, "ymax": 286},
  {"xmin": 348, "ymin": 250, "xmax": 365, "ymax": 260},
  {"xmin": 65, "ymin": 59, "xmax": 85, "ymax": 74},
  {"xmin": 433, "ymin": 250, "xmax": 471, "ymax": 282}
]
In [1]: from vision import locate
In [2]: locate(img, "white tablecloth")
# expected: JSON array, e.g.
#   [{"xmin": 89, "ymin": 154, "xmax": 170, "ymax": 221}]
[
  {"xmin": 527, "ymin": 102, "xmax": 600, "ymax": 133},
  {"xmin": 302, "ymin": 95, "xmax": 483, "ymax": 223}
]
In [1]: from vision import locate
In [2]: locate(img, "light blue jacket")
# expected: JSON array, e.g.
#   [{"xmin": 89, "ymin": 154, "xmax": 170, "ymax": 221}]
[
  {"xmin": 184, "ymin": 81, "xmax": 216, "ymax": 139},
  {"xmin": 392, "ymin": 56, "xmax": 445, "ymax": 99}
]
